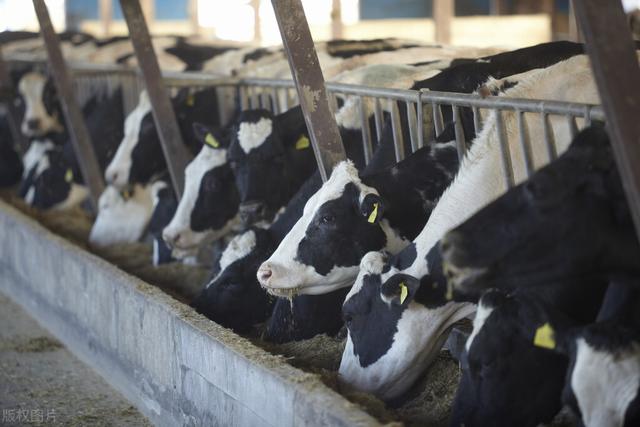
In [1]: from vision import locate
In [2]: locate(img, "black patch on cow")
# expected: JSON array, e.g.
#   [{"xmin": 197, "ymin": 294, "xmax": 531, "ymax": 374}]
[
  {"xmin": 325, "ymin": 39, "xmax": 422, "ymax": 58},
  {"xmin": 0, "ymin": 115, "xmax": 22, "ymax": 187},
  {"xmin": 190, "ymin": 162, "xmax": 239, "ymax": 232},
  {"xmin": 191, "ymin": 227, "xmax": 276, "ymax": 333},
  {"xmin": 265, "ymin": 287, "xmax": 349, "ymax": 343},
  {"xmin": 296, "ymin": 183, "xmax": 387, "ymax": 275},
  {"xmin": 164, "ymin": 40, "xmax": 235, "ymax": 71},
  {"xmin": 391, "ymin": 243, "xmax": 416, "ymax": 271},
  {"xmin": 343, "ymin": 272, "xmax": 401, "ymax": 367},
  {"xmin": 408, "ymin": 59, "xmax": 439, "ymax": 67},
  {"xmin": 243, "ymin": 47, "xmax": 273, "ymax": 63}
]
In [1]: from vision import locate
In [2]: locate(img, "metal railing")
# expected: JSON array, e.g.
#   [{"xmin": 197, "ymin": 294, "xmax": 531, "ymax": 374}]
[{"xmin": 3, "ymin": 57, "xmax": 605, "ymax": 192}]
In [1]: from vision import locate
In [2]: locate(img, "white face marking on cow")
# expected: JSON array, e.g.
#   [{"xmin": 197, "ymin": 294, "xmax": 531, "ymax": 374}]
[
  {"xmin": 345, "ymin": 251, "xmax": 387, "ymax": 303},
  {"xmin": 465, "ymin": 298, "xmax": 495, "ymax": 352},
  {"xmin": 18, "ymin": 72, "xmax": 62, "ymax": 137},
  {"xmin": 258, "ymin": 161, "xmax": 383, "ymax": 295},
  {"xmin": 104, "ymin": 90, "xmax": 152, "ymax": 189},
  {"xmin": 89, "ymin": 184, "xmax": 154, "ymax": 247},
  {"xmin": 205, "ymin": 229, "xmax": 257, "ymax": 289},
  {"xmin": 571, "ymin": 338, "xmax": 640, "ymax": 427},
  {"xmin": 22, "ymin": 140, "xmax": 54, "ymax": 179},
  {"xmin": 237, "ymin": 117, "xmax": 272, "ymax": 154},
  {"xmin": 162, "ymin": 145, "xmax": 230, "ymax": 258},
  {"xmin": 339, "ymin": 300, "xmax": 476, "ymax": 400},
  {"xmin": 150, "ymin": 180, "xmax": 168, "ymax": 208}
]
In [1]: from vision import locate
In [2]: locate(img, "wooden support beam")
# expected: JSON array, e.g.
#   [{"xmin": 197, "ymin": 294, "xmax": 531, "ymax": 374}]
[
  {"xmin": 120, "ymin": 0, "xmax": 191, "ymax": 198},
  {"xmin": 433, "ymin": 0, "xmax": 453, "ymax": 45},
  {"xmin": 32, "ymin": 0, "xmax": 105, "ymax": 210},
  {"xmin": 573, "ymin": 0, "xmax": 640, "ymax": 241},
  {"xmin": 331, "ymin": 0, "xmax": 344, "ymax": 40},
  {"xmin": 188, "ymin": 0, "xmax": 199, "ymax": 36},
  {"xmin": 0, "ymin": 48, "xmax": 28, "ymax": 155},
  {"xmin": 252, "ymin": 0, "xmax": 262, "ymax": 44},
  {"xmin": 569, "ymin": 0, "xmax": 582, "ymax": 42},
  {"xmin": 99, "ymin": 0, "xmax": 113, "ymax": 37},
  {"xmin": 271, "ymin": 0, "xmax": 346, "ymax": 182}
]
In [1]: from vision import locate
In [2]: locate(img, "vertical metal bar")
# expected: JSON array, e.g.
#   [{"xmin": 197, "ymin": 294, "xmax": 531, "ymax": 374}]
[
  {"xmin": 271, "ymin": 0, "xmax": 346, "ymax": 182},
  {"xmin": 433, "ymin": 0, "xmax": 453, "ymax": 45},
  {"xmin": 120, "ymin": 0, "xmax": 191, "ymax": 198},
  {"xmin": 32, "ymin": 0, "xmax": 105, "ymax": 209},
  {"xmin": 331, "ymin": 0, "xmax": 344, "ymax": 39},
  {"xmin": 583, "ymin": 106, "xmax": 592, "ymax": 128},
  {"xmin": 390, "ymin": 101, "xmax": 405, "ymax": 162},
  {"xmin": 573, "ymin": 0, "xmax": 640, "ymax": 240},
  {"xmin": 433, "ymin": 102, "xmax": 444, "ymax": 137},
  {"xmin": 373, "ymin": 97, "xmax": 383, "ymax": 142},
  {"xmin": 0, "ymin": 48, "xmax": 28, "ymax": 155},
  {"xmin": 406, "ymin": 101, "xmax": 419, "ymax": 154},
  {"xmin": 358, "ymin": 96, "xmax": 373, "ymax": 164},
  {"xmin": 188, "ymin": 0, "xmax": 199, "ymax": 36},
  {"xmin": 541, "ymin": 113, "xmax": 558, "ymax": 162},
  {"xmin": 416, "ymin": 92, "xmax": 424, "ymax": 149},
  {"xmin": 568, "ymin": 0, "xmax": 582, "ymax": 42},
  {"xmin": 99, "ymin": 0, "xmax": 113, "ymax": 37},
  {"xmin": 517, "ymin": 110, "xmax": 534, "ymax": 177},
  {"xmin": 239, "ymin": 85, "xmax": 249, "ymax": 111},
  {"xmin": 260, "ymin": 91, "xmax": 271, "ymax": 111},
  {"xmin": 452, "ymin": 105, "xmax": 466, "ymax": 162},
  {"xmin": 281, "ymin": 88, "xmax": 289, "ymax": 111},
  {"xmin": 472, "ymin": 106, "xmax": 482, "ymax": 135},
  {"xmin": 567, "ymin": 114, "xmax": 578, "ymax": 139},
  {"xmin": 495, "ymin": 110, "xmax": 515, "ymax": 188},
  {"xmin": 252, "ymin": 0, "xmax": 262, "ymax": 44},
  {"xmin": 270, "ymin": 86, "xmax": 280, "ymax": 114}
]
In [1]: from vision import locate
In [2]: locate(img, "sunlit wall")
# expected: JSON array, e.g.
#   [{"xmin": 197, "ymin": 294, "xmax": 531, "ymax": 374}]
[{"xmin": 0, "ymin": 0, "xmax": 66, "ymax": 32}]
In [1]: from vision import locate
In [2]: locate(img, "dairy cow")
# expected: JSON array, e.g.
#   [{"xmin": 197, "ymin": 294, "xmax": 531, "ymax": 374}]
[{"xmin": 338, "ymin": 54, "xmax": 608, "ymax": 399}]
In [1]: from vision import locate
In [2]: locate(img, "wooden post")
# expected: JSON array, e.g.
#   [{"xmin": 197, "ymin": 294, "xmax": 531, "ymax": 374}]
[
  {"xmin": 120, "ymin": 0, "xmax": 191, "ymax": 197},
  {"xmin": 188, "ymin": 0, "xmax": 199, "ymax": 36},
  {"xmin": 32, "ymin": 0, "xmax": 105, "ymax": 210},
  {"xmin": 0, "ymin": 48, "xmax": 28, "ymax": 155},
  {"xmin": 271, "ymin": 0, "xmax": 346, "ymax": 182},
  {"xmin": 99, "ymin": 0, "xmax": 113, "ymax": 37},
  {"xmin": 573, "ymin": 0, "xmax": 640, "ymax": 240},
  {"xmin": 569, "ymin": 0, "xmax": 582, "ymax": 42},
  {"xmin": 490, "ymin": 0, "xmax": 508, "ymax": 15},
  {"xmin": 141, "ymin": 0, "xmax": 154, "ymax": 22},
  {"xmin": 433, "ymin": 0, "xmax": 453, "ymax": 45},
  {"xmin": 331, "ymin": 0, "xmax": 343, "ymax": 40},
  {"xmin": 252, "ymin": 0, "xmax": 262, "ymax": 44}
]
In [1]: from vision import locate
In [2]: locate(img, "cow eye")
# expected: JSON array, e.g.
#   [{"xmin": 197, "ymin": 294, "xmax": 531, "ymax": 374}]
[{"xmin": 320, "ymin": 214, "xmax": 335, "ymax": 224}]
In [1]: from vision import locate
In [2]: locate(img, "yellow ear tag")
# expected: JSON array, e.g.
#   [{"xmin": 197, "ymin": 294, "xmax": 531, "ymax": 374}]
[
  {"xmin": 186, "ymin": 94, "xmax": 195, "ymax": 107},
  {"xmin": 205, "ymin": 133, "xmax": 220, "ymax": 148},
  {"xmin": 295, "ymin": 135, "xmax": 310, "ymax": 150},
  {"xmin": 533, "ymin": 323, "xmax": 556, "ymax": 350},
  {"xmin": 399, "ymin": 282, "xmax": 408, "ymax": 304},
  {"xmin": 64, "ymin": 169, "xmax": 73, "ymax": 183},
  {"xmin": 367, "ymin": 202, "xmax": 379, "ymax": 224},
  {"xmin": 121, "ymin": 189, "xmax": 131, "ymax": 200}
]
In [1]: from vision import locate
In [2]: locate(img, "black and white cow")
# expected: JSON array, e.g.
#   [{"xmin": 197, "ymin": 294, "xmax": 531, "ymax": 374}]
[
  {"xmin": 337, "ymin": 54, "xmax": 609, "ymax": 399},
  {"xmin": 19, "ymin": 86, "xmax": 125, "ymax": 210},
  {"xmin": 147, "ymin": 179, "xmax": 178, "ymax": 265},
  {"xmin": 161, "ymin": 123, "xmax": 239, "ymax": 258},
  {"xmin": 105, "ymin": 86, "xmax": 220, "ymax": 189},
  {"xmin": 0, "ymin": 114, "xmax": 22, "ymax": 187}
]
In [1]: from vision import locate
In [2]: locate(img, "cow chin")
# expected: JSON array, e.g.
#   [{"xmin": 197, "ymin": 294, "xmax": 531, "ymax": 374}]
[
  {"xmin": 340, "ymin": 302, "xmax": 476, "ymax": 400},
  {"xmin": 259, "ymin": 261, "xmax": 358, "ymax": 297}
]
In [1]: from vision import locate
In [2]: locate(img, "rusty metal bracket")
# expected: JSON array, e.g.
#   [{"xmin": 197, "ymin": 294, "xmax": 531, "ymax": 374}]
[
  {"xmin": 0, "ymin": 47, "xmax": 28, "ymax": 155},
  {"xmin": 120, "ymin": 0, "xmax": 191, "ymax": 198},
  {"xmin": 32, "ymin": 0, "xmax": 105, "ymax": 210},
  {"xmin": 573, "ymin": 0, "xmax": 640, "ymax": 241},
  {"xmin": 271, "ymin": 0, "xmax": 346, "ymax": 182}
]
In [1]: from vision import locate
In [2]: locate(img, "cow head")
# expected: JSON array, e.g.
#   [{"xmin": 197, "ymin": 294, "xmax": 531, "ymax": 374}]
[
  {"xmin": 440, "ymin": 125, "xmax": 640, "ymax": 299},
  {"xmin": 257, "ymin": 161, "xmax": 407, "ymax": 297},
  {"xmin": 338, "ymin": 251, "xmax": 475, "ymax": 400},
  {"xmin": 105, "ymin": 90, "xmax": 163, "ymax": 188},
  {"xmin": 89, "ymin": 184, "xmax": 154, "ymax": 247},
  {"xmin": 19, "ymin": 141, "xmax": 88, "ymax": 210},
  {"xmin": 17, "ymin": 71, "xmax": 63, "ymax": 137},
  {"xmin": 191, "ymin": 227, "xmax": 276, "ymax": 333},
  {"xmin": 451, "ymin": 288, "xmax": 570, "ymax": 427},
  {"xmin": 228, "ymin": 107, "xmax": 313, "ymax": 226},
  {"xmin": 162, "ymin": 122, "xmax": 239, "ymax": 259}
]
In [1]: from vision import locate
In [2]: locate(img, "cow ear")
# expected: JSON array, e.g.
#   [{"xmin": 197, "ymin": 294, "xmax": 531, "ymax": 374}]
[
  {"xmin": 359, "ymin": 193, "xmax": 384, "ymax": 224},
  {"xmin": 192, "ymin": 122, "xmax": 223, "ymax": 149},
  {"xmin": 380, "ymin": 274, "xmax": 420, "ymax": 307}
]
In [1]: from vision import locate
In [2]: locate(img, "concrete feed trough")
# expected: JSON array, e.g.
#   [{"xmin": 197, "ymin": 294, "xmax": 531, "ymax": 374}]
[{"xmin": 0, "ymin": 199, "xmax": 382, "ymax": 427}]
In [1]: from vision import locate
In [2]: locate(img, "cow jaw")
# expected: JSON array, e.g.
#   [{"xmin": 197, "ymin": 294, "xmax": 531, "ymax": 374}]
[{"xmin": 339, "ymin": 301, "xmax": 475, "ymax": 400}]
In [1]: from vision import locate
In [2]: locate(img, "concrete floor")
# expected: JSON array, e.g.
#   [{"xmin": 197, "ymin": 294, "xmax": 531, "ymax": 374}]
[{"xmin": 0, "ymin": 292, "xmax": 150, "ymax": 427}]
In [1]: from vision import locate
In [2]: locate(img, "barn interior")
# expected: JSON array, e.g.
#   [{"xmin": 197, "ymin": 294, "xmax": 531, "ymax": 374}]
[{"xmin": 1, "ymin": 1, "xmax": 639, "ymax": 426}]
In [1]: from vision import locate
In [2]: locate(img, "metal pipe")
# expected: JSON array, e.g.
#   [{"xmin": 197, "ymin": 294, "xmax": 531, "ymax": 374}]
[
  {"xmin": 516, "ymin": 110, "xmax": 534, "ymax": 177},
  {"xmin": 452, "ymin": 105, "xmax": 466, "ymax": 162},
  {"xmin": 359, "ymin": 96, "xmax": 374, "ymax": 164},
  {"xmin": 495, "ymin": 110, "xmax": 515, "ymax": 188}
]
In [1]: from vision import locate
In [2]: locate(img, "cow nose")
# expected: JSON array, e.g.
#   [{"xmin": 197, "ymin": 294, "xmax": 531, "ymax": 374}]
[
  {"xmin": 257, "ymin": 263, "xmax": 273, "ymax": 286},
  {"xmin": 162, "ymin": 229, "xmax": 180, "ymax": 249},
  {"xmin": 239, "ymin": 201, "xmax": 266, "ymax": 225},
  {"xmin": 27, "ymin": 118, "xmax": 40, "ymax": 131}
]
